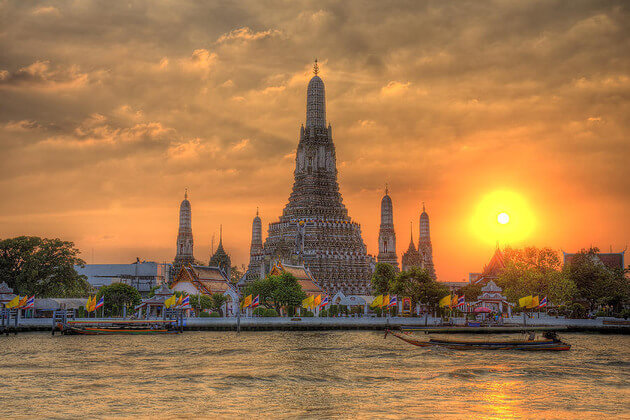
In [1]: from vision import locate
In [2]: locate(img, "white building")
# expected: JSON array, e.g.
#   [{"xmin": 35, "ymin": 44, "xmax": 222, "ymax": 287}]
[{"xmin": 74, "ymin": 261, "xmax": 170, "ymax": 294}]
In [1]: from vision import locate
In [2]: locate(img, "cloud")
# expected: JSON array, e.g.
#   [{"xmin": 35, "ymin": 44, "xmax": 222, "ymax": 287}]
[
  {"xmin": 0, "ymin": 61, "xmax": 88, "ymax": 90},
  {"xmin": 217, "ymin": 27, "xmax": 281, "ymax": 43}
]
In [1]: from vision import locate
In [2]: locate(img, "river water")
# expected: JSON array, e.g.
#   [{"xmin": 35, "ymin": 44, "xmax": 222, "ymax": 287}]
[{"xmin": 0, "ymin": 331, "xmax": 628, "ymax": 418}]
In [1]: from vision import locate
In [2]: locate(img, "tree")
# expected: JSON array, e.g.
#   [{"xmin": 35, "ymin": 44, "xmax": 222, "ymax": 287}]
[
  {"xmin": 371, "ymin": 263, "xmax": 396, "ymax": 295},
  {"xmin": 96, "ymin": 282, "xmax": 141, "ymax": 317},
  {"xmin": 230, "ymin": 265, "xmax": 245, "ymax": 284},
  {"xmin": 189, "ymin": 294, "xmax": 213, "ymax": 313},
  {"xmin": 458, "ymin": 283, "xmax": 482, "ymax": 301},
  {"xmin": 0, "ymin": 236, "xmax": 91, "ymax": 297},
  {"xmin": 271, "ymin": 273, "xmax": 307, "ymax": 314},
  {"xmin": 244, "ymin": 276, "xmax": 279, "ymax": 309},
  {"xmin": 210, "ymin": 293, "xmax": 228, "ymax": 315},
  {"xmin": 390, "ymin": 267, "xmax": 449, "ymax": 312}
]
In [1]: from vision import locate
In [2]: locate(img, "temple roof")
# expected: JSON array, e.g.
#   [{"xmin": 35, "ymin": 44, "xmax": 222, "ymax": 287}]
[
  {"xmin": 173, "ymin": 265, "xmax": 234, "ymax": 295},
  {"xmin": 476, "ymin": 247, "xmax": 506, "ymax": 283},
  {"xmin": 270, "ymin": 261, "xmax": 325, "ymax": 295}
]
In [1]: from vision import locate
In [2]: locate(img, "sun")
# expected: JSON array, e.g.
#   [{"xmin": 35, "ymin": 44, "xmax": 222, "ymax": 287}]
[{"xmin": 470, "ymin": 190, "xmax": 536, "ymax": 246}]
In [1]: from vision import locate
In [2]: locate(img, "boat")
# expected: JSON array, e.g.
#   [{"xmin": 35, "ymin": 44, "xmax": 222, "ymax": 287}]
[
  {"xmin": 385, "ymin": 330, "xmax": 571, "ymax": 351},
  {"xmin": 62, "ymin": 320, "xmax": 182, "ymax": 335}
]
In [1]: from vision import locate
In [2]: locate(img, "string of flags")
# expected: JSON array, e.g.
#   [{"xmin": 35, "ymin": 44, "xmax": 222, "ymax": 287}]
[
  {"xmin": 4, "ymin": 295, "xmax": 35, "ymax": 309},
  {"xmin": 519, "ymin": 295, "xmax": 547, "ymax": 309},
  {"xmin": 164, "ymin": 294, "xmax": 191, "ymax": 309},
  {"xmin": 370, "ymin": 295, "xmax": 398, "ymax": 309}
]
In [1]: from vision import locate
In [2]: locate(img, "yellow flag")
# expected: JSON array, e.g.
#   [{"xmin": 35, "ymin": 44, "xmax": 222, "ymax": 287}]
[
  {"xmin": 302, "ymin": 295, "xmax": 314, "ymax": 309},
  {"xmin": 382, "ymin": 294, "xmax": 390, "ymax": 308},
  {"xmin": 164, "ymin": 295, "xmax": 174, "ymax": 308},
  {"xmin": 313, "ymin": 295, "xmax": 322, "ymax": 308},
  {"xmin": 519, "ymin": 295, "xmax": 533, "ymax": 308},
  {"xmin": 439, "ymin": 295, "xmax": 451, "ymax": 308},
  {"xmin": 18, "ymin": 296, "xmax": 28, "ymax": 308},
  {"xmin": 451, "ymin": 295, "xmax": 459, "ymax": 307},
  {"xmin": 371, "ymin": 295, "xmax": 383, "ymax": 308},
  {"xmin": 176, "ymin": 295, "xmax": 183, "ymax": 307},
  {"xmin": 528, "ymin": 296, "xmax": 540, "ymax": 309},
  {"xmin": 242, "ymin": 295, "xmax": 252, "ymax": 309},
  {"xmin": 89, "ymin": 295, "xmax": 97, "ymax": 311},
  {"xmin": 6, "ymin": 295, "xmax": 19, "ymax": 309}
]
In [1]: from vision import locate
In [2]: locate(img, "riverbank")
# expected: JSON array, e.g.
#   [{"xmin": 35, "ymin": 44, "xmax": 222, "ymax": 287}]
[{"xmin": 3, "ymin": 315, "xmax": 629, "ymax": 334}]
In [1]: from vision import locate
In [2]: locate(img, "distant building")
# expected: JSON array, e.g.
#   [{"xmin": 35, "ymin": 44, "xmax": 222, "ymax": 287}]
[
  {"xmin": 209, "ymin": 225, "xmax": 232, "ymax": 280},
  {"xmin": 470, "ymin": 247, "xmax": 506, "ymax": 285},
  {"xmin": 441, "ymin": 281, "xmax": 468, "ymax": 293},
  {"xmin": 0, "ymin": 282, "xmax": 16, "ymax": 307},
  {"xmin": 401, "ymin": 223, "xmax": 422, "ymax": 271},
  {"xmin": 173, "ymin": 190, "xmax": 195, "ymax": 276},
  {"xmin": 268, "ymin": 261, "xmax": 325, "ymax": 297},
  {"xmin": 418, "ymin": 203, "xmax": 436, "ymax": 279},
  {"xmin": 172, "ymin": 265, "xmax": 239, "ymax": 316},
  {"xmin": 377, "ymin": 186, "xmax": 399, "ymax": 270},
  {"xmin": 74, "ymin": 261, "xmax": 170, "ymax": 294},
  {"xmin": 563, "ymin": 250, "xmax": 625, "ymax": 271}
]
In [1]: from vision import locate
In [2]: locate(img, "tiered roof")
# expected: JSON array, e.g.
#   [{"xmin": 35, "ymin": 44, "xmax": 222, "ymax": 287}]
[
  {"xmin": 173, "ymin": 265, "xmax": 235, "ymax": 295},
  {"xmin": 269, "ymin": 261, "xmax": 325, "ymax": 296}
]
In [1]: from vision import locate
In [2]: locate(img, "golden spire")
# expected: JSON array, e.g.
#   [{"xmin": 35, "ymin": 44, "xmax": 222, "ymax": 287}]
[
  {"xmin": 313, "ymin": 58, "xmax": 319, "ymax": 76},
  {"xmin": 184, "ymin": 187, "xmax": 188, "ymax": 200},
  {"xmin": 385, "ymin": 183, "xmax": 389, "ymax": 195}
]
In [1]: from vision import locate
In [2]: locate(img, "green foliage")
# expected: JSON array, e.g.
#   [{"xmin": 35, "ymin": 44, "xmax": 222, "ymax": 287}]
[
  {"xmin": 210, "ymin": 293, "xmax": 228, "ymax": 315},
  {"xmin": 390, "ymin": 267, "xmax": 449, "ymax": 310},
  {"xmin": 96, "ymin": 282, "xmax": 141, "ymax": 317},
  {"xmin": 199, "ymin": 312, "xmax": 210, "ymax": 318},
  {"xmin": 0, "ymin": 236, "xmax": 91, "ymax": 297},
  {"xmin": 189, "ymin": 294, "xmax": 213, "ymax": 313},
  {"xmin": 263, "ymin": 308, "xmax": 278, "ymax": 317},
  {"xmin": 371, "ymin": 262, "xmax": 397, "ymax": 295},
  {"xmin": 252, "ymin": 307, "xmax": 266, "ymax": 317},
  {"xmin": 245, "ymin": 276, "xmax": 278, "ymax": 309},
  {"xmin": 329, "ymin": 305, "xmax": 339, "ymax": 317},
  {"xmin": 458, "ymin": 283, "xmax": 482, "ymax": 301},
  {"xmin": 350, "ymin": 306, "xmax": 363, "ymax": 316},
  {"xmin": 373, "ymin": 307, "xmax": 382, "ymax": 317},
  {"xmin": 209, "ymin": 312, "xmax": 220, "ymax": 318},
  {"xmin": 565, "ymin": 247, "xmax": 629, "ymax": 311},
  {"xmin": 569, "ymin": 302, "xmax": 587, "ymax": 319},
  {"xmin": 319, "ymin": 309, "xmax": 328, "ymax": 317},
  {"xmin": 246, "ymin": 272, "xmax": 306, "ymax": 314},
  {"xmin": 230, "ymin": 265, "xmax": 244, "ymax": 284},
  {"xmin": 302, "ymin": 310, "xmax": 314, "ymax": 317}
]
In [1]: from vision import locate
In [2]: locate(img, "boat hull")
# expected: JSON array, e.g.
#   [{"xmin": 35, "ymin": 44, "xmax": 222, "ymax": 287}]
[
  {"xmin": 66, "ymin": 327, "xmax": 180, "ymax": 335},
  {"xmin": 386, "ymin": 330, "xmax": 571, "ymax": 351}
]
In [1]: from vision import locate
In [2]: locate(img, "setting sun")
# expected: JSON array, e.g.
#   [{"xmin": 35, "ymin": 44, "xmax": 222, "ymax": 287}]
[{"xmin": 470, "ymin": 191, "xmax": 536, "ymax": 246}]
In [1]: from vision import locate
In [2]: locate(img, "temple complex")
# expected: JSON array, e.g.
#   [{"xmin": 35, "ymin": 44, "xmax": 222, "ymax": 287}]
[
  {"xmin": 471, "ymin": 246, "xmax": 506, "ymax": 285},
  {"xmin": 401, "ymin": 223, "xmax": 422, "ymax": 271},
  {"xmin": 377, "ymin": 186, "xmax": 399, "ymax": 270},
  {"xmin": 209, "ymin": 225, "xmax": 232, "ymax": 280},
  {"xmin": 173, "ymin": 190, "xmax": 195, "ymax": 276},
  {"xmin": 261, "ymin": 61, "xmax": 374, "ymax": 295}
]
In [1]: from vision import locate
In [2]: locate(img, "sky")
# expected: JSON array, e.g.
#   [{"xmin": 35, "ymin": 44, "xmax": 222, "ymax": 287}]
[{"xmin": 0, "ymin": 0, "xmax": 628, "ymax": 281}]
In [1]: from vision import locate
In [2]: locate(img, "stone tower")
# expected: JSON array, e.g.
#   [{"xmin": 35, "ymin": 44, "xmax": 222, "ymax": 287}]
[
  {"xmin": 377, "ymin": 186, "xmax": 398, "ymax": 270},
  {"xmin": 419, "ymin": 203, "xmax": 436, "ymax": 279},
  {"xmin": 401, "ymin": 222, "xmax": 422, "ymax": 271},
  {"xmin": 245, "ymin": 208, "xmax": 264, "ymax": 282},
  {"xmin": 263, "ymin": 60, "xmax": 374, "ymax": 294},
  {"xmin": 174, "ymin": 189, "xmax": 194, "ymax": 275},
  {"xmin": 209, "ymin": 225, "xmax": 232, "ymax": 279}
]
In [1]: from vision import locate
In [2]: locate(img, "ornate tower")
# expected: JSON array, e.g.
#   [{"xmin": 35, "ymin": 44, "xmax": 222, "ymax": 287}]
[
  {"xmin": 245, "ymin": 208, "xmax": 265, "ymax": 282},
  {"xmin": 419, "ymin": 203, "xmax": 436, "ymax": 279},
  {"xmin": 174, "ymin": 189, "xmax": 194, "ymax": 275},
  {"xmin": 401, "ymin": 222, "xmax": 422, "ymax": 271},
  {"xmin": 210, "ymin": 225, "xmax": 232, "ymax": 279},
  {"xmin": 377, "ymin": 186, "xmax": 398, "ymax": 270},
  {"xmin": 263, "ymin": 60, "xmax": 374, "ymax": 294}
]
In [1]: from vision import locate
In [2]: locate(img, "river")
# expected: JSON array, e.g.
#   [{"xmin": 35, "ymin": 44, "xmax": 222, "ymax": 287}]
[{"xmin": 0, "ymin": 332, "xmax": 628, "ymax": 418}]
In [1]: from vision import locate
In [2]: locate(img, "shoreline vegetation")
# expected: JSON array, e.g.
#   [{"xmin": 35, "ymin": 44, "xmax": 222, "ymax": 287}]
[{"xmin": 1, "ymin": 236, "xmax": 628, "ymax": 321}]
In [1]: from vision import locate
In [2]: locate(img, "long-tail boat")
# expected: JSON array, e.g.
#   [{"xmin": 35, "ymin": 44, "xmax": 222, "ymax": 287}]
[
  {"xmin": 385, "ymin": 330, "xmax": 571, "ymax": 351},
  {"xmin": 63, "ymin": 320, "xmax": 181, "ymax": 335}
]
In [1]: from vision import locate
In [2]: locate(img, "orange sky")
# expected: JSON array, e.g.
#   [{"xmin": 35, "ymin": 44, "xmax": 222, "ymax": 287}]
[{"xmin": 1, "ymin": 1, "xmax": 628, "ymax": 281}]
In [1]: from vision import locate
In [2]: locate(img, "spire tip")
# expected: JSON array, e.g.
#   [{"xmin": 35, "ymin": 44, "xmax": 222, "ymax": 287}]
[{"xmin": 313, "ymin": 59, "xmax": 319, "ymax": 76}]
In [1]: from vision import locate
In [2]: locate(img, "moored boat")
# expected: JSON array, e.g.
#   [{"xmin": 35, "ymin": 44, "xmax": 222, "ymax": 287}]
[
  {"xmin": 385, "ymin": 330, "xmax": 571, "ymax": 351},
  {"xmin": 63, "ymin": 320, "xmax": 181, "ymax": 335}
]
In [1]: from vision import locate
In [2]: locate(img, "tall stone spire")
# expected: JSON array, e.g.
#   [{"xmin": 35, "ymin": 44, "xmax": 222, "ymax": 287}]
[
  {"xmin": 401, "ymin": 221, "xmax": 421, "ymax": 271},
  {"xmin": 210, "ymin": 224, "xmax": 231, "ymax": 279},
  {"xmin": 263, "ymin": 62, "xmax": 374, "ymax": 295},
  {"xmin": 243, "ymin": 208, "xmax": 265, "ymax": 283},
  {"xmin": 377, "ymin": 185, "xmax": 398, "ymax": 270},
  {"xmin": 419, "ymin": 203, "xmax": 436, "ymax": 279},
  {"xmin": 306, "ymin": 59, "xmax": 326, "ymax": 129},
  {"xmin": 174, "ymin": 189, "xmax": 194, "ymax": 275}
]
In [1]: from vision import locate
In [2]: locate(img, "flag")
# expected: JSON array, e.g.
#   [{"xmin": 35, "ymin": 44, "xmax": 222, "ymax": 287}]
[
  {"xmin": 538, "ymin": 296, "xmax": 548, "ymax": 308},
  {"xmin": 528, "ymin": 296, "xmax": 540, "ymax": 309},
  {"xmin": 388, "ymin": 295, "xmax": 398, "ymax": 308},
  {"xmin": 176, "ymin": 295, "xmax": 184, "ymax": 307},
  {"xmin": 451, "ymin": 295, "xmax": 459, "ymax": 307},
  {"xmin": 302, "ymin": 295, "xmax": 314, "ymax": 309},
  {"xmin": 457, "ymin": 296, "xmax": 465, "ymax": 307},
  {"xmin": 382, "ymin": 295, "xmax": 390, "ymax": 308},
  {"xmin": 242, "ymin": 294, "xmax": 252, "ymax": 309},
  {"xmin": 25, "ymin": 296, "xmax": 35, "ymax": 309},
  {"xmin": 519, "ymin": 295, "xmax": 533, "ymax": 308},
  {"xmin": 320, "ymin": 295, "xmax": 329, "ymax": 307},
  {"xmin": 18, "ymin": 295, "xmax": 28, "ymax": 308},
  {"xmin": 5, "ymin": 295, "xmax": 19, "ymax": 309},
  {"xmin": 164, "ymin": 294, "xmax": 176, "ymax": 308},
  {"xmin": 95, "ymin": 296, "xmax": 104, "ymax": 310},
  {"xmin": 181, "ymin": 295, "xmax": 190, "ymax": 309},
  {"xmin": 313, "ymin": 295, "xmax": 321, "ymax": 308},
  {"xmin": 439, "ymin": 295, "xmax": 451, "ymax": 308},
  {"xmin": 85, "ymin": 295, "xmax": 95, "ymax": 312},
  {"xmin": 251, "ymin": 295, "xmax": 260, "ymax": 308},
  {"xmin": 370, "ymin": 295, "xmax": 383, "ymax": 308}
]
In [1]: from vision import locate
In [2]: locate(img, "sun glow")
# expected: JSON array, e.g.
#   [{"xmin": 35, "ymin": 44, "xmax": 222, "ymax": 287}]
[{"xmin": 470, "ymin": 190, "xmax": 535, "ymax": 246}]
